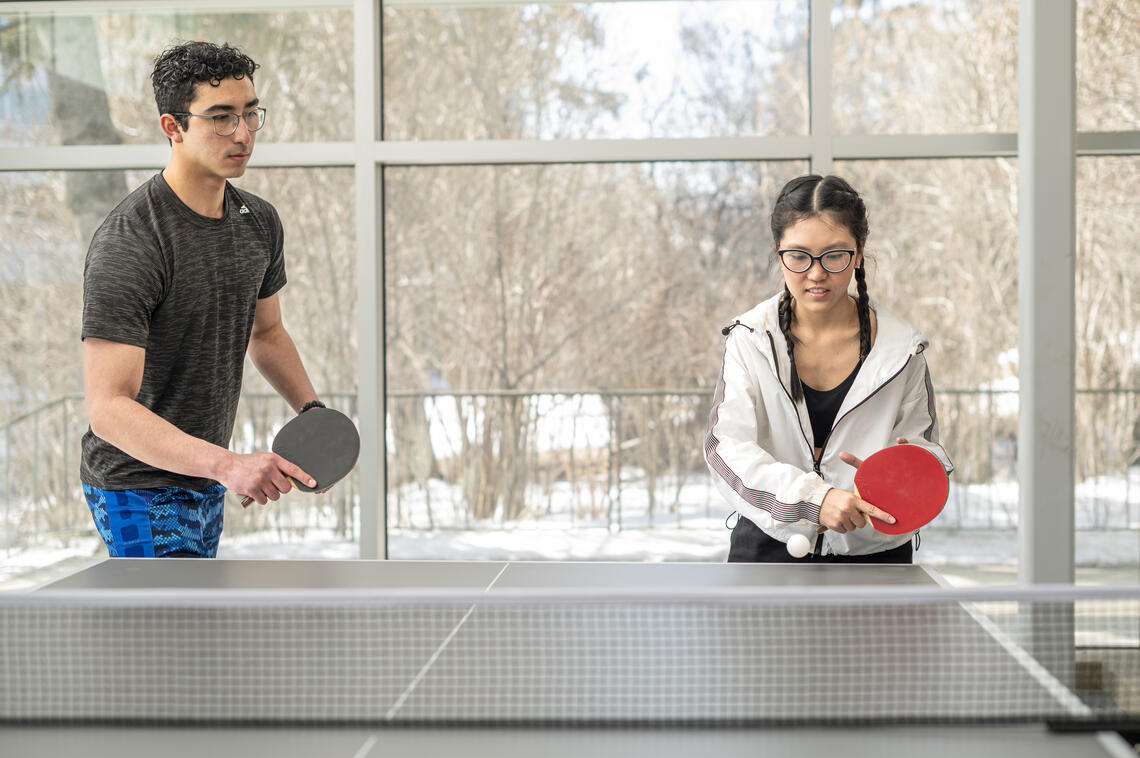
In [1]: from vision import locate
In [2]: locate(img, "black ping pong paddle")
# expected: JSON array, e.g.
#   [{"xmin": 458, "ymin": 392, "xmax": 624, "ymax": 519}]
[{"xmin": 240, "ymin": 407, "xmax": 360, "ymax": 508}]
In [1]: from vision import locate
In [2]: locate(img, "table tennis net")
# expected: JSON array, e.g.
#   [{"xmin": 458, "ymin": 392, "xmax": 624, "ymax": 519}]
[{"xmin": 2, "ymin": 584, "xmax": 1138, "ymax": 728}]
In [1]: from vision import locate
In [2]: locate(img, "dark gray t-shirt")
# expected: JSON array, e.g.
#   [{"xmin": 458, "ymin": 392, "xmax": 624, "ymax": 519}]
[{"xmin": 80, "ymin": 172, "xmax": 287, "ymax": 490}]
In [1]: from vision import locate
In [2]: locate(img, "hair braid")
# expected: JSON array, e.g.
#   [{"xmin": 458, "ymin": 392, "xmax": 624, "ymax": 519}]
[
  {"xmin": 778, "ymin": 286, "xmax": 803, "ymax": 403},
  {"xmin": 854, "ymin": 263, "xmax": 872, "ymax": 359}
]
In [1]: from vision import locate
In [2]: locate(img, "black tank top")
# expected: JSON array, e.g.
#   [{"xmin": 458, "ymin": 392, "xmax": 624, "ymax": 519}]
[{"xmin": 801, "ymin": 358, "xmax": 863, "ymax": 448}]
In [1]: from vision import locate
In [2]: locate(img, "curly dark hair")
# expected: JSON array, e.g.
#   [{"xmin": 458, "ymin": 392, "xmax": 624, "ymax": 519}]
[
  {"xmin": 770, "ymin": 174, "xmax": 872, "ymax": 404},
  {"xmin": 151, "ymin": 41, "xmax": 259, "ymax": 130}
]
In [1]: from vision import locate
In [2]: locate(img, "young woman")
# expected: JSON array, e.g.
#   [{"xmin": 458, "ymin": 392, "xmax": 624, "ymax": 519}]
[{"xmin": 704, "ymin": 174, "xmax": 953, "ymax": 563}]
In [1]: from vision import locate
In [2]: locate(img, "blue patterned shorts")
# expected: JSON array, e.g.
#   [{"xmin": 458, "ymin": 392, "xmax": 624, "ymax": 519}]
[{"xmin": 82, "ymin": 483, "xmax": 226, "ymax": 558}]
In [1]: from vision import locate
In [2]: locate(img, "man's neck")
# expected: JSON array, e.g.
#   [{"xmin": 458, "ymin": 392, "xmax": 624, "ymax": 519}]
[{"xmin": 161, "ymin": 162, "xmax": 227, "ymax": 219}]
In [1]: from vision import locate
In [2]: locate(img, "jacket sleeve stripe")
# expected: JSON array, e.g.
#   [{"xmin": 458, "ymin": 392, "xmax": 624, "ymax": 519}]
[
  {"xmin": 919, "ymin": 363, "xmax": 937, "ymax": 442},
  {"xmin": 920, "ymin": 362, "xmax": 956, "ymax": 473},
  {"xmin": 704, "ymin": 350, "xmax": 821, "ymax": 524}
]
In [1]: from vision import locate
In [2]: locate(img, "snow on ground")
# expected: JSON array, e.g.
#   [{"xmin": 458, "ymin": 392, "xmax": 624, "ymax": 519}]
[{"xmin": 2, "ymin": 470, "xmax": 1137, "ymax": 591}]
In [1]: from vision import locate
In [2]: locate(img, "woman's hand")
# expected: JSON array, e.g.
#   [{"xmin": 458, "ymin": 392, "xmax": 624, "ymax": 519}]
[
  {"xmin": 819, "ymin": 488, "xmax": 896, "ymax": 533},
  {"xmin": 818, "ymin": 437, "xmax": 907, "ymax": 533}
]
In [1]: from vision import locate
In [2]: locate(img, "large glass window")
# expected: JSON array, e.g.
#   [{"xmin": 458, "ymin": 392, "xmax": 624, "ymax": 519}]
[
  {"xmin": 383, "ymin": 1, "xmax": 808, "ymax": 140},
  {"xmin": 0, "ymin": 169, "xmax": 145, "ymax": 559},
  {"xmin": 1074, "ymin": 155, "xmax": 1140, "ymax": 577},
  {"xmin": 835, "ymin": 159, "xmax": 1020, "ymax": 575},
  {"xmin": 0, "ymin": 7, "xmax": 353, "ymax": 147},
  {"xmin": 384, "ymin": 160, "xmax": 804, "ymax": 559},
  {"xmin": 1077, "ymin": 0, "xmax": 1140, "ymax": 133},
  {"xmin": 0, "ymin": 0, "xmax": 1136, "ymax": 583},
  {"xmin": 831, "ymin": 0, "xmax": 1018, "ymax": 135},
  {"xmin": 0, "ymin": 165, "xmax": 356, "ymax": 562},
  {"xmin": 834, "ymin": 159, "xmax": 1019, "ymax": 388},
  {"xmin": 223, "ymin": 166, "xmax": 359, "ymax": 550}
]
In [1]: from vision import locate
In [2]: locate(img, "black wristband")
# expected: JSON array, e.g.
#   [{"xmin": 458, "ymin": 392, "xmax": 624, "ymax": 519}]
[{"xmin": 300, "ymin": 400, "xmax": 326, "ymax": 414}]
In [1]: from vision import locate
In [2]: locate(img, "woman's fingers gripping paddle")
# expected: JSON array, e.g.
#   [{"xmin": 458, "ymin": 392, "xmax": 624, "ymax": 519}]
[{"xmin": 818, "ymin": 488, "xmax": 896, "ymax": 534}]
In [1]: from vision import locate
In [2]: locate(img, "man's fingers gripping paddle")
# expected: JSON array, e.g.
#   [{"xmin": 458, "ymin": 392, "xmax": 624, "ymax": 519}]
[
  {"xmin": 241, "ymin": 407, "xmax": 360, "ymax": 508},
  {"xmin": 239, "ymin": 456, "xmax": 315, "ymax": 507},
  {"xmin": 853, "ymin": 444, "xmax": 949, "ymax": 535}
]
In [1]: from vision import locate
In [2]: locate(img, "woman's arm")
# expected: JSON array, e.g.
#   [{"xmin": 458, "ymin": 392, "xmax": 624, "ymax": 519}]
[{"xmin": 704, "ymin": 331, "xmax": 832, "ymax": 526}]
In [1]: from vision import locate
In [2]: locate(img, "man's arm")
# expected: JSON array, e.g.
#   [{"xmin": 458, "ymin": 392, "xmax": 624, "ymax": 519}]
[
  {"xmin": 83, "ymin": 337, "xmax": 314, "ymax": 504},
  {"xmin": 247, "ymin": 293, "xmax": 320, "ymax": 412}
]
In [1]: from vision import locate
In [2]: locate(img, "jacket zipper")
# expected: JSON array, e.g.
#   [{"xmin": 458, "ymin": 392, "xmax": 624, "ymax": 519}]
[
  {"xmin": 769, "ymin": 335, "xmax": 916, "ymax": 556},
  {"xmin": 767, "ymin": 330, "xmax": 828, "ymax": 557},
  {"xmin": 816, "ymin": 356, "xmax": 918, "ymax": 555}
]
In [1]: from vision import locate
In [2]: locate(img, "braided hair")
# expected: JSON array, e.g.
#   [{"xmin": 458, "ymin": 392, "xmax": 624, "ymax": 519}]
[{"xmin": 771, "ymin": 175, "xmax": 872, "ymax": 403}]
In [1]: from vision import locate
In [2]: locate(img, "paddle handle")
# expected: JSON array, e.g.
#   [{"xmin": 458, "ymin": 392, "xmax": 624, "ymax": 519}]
[{"xmin": 853, "ymin": 484, "xmax": 877, "ymax": 531}]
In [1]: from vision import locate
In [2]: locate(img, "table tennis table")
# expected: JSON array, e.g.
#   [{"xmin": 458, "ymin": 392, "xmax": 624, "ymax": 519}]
[{"xmin": 1, "ymin": 558, "xmax": 1136, "ymax": 758}]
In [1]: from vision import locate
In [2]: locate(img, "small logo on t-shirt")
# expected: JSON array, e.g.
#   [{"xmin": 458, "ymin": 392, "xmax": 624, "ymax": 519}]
[{"xmin": 238, "ymin": 204, "xmax": 250, "ymax": 214}]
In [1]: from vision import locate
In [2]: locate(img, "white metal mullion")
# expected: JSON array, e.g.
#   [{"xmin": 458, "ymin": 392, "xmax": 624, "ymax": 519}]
[
  {"xmin": 372, "ymin": 136, "xmax": 812, "ymax": 165},
  {"xmin": 0, "ymin": 0, "xmax": 349, "ymax": 12},
  {"xmin": 1075, "ymin": 131, "xmax": 1140, "ymax": 156},
  {"xmin": 251, "ymin": 142, "xmax": 355, "ymax": 166},
  {"xmin": 383, "ymin": 0, "xmax": 715, "ymax": 5},
  {"xmin": 0, "ymin": 144, "xmax": 168, "ymax": 171},
  {"xmin": 1017, "ymin": 0, "xmax": 1076, "ymax": 585},
  {"xmin": 3, "ymin": 132, "xmax": 1137, "ymax": 173},
  {"xmin": 832, "ymin": 133, "xmax": 1018, "ymax": 160},
  {"xmin": 808, "ymin": 0, "xmax": 833, "ymax": 175},
  {"xmin": 354, "ymin": 0, "xmax": 384, "ymax": 559}
]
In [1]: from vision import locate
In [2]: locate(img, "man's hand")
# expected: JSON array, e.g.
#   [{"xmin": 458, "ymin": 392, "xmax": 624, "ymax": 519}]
[{"xmin": 217, "ymin": 452, "xmax": 316, "ymax": 506}]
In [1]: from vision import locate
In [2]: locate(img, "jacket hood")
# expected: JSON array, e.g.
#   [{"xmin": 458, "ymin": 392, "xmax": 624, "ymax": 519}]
[{"xmin": 723, "ymin": 292, "xmax": 929, "ymax": 394}]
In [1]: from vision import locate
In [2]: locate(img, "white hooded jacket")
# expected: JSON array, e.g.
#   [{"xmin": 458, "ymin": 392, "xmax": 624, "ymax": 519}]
[{"xmin": 704, "ymin": 293, "xmax": 954, "ymax": 556}]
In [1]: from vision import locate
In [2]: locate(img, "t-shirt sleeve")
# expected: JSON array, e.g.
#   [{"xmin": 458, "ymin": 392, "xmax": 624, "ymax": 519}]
[
  {"xmin": 81, "ymin": 214, "xmax": 166, "ymax": 348},
  {"xmin": 258, "ymin": 204, "xmax": 287, "ymax": 299}
]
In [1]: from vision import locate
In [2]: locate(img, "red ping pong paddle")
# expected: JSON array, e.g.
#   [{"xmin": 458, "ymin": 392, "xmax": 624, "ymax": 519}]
[
  {"xmin": 240, "ymin": 407, "xmax": 360, "ymax": 508},
  {"xmin": 853, "ymin": 444, "xmax": 949, "ymax": 535}
]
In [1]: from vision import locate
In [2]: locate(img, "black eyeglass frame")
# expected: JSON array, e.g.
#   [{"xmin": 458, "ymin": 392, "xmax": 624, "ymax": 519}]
[
  {"xmin": 170, "ymin": 107, "xmax": 267, "ymax": 136},
  {"xmin": 777, "ymin": 248, "xmax": 857, "ymax": 274}
]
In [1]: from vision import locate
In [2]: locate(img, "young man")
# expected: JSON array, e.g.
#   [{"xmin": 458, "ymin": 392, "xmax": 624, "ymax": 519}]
[{"xmin": 81, "ymin": 41, "xmax": 322, "ymax": 558}]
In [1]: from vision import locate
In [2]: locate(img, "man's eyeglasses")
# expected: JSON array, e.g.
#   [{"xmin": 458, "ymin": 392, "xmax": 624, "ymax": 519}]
[
  {"xmin": 778, "ymin": 248, "xmax": 856, "ymax": 274},
  {"xmin": 171, "ymin": 107, "xmax": 267, "ymax": 136}
]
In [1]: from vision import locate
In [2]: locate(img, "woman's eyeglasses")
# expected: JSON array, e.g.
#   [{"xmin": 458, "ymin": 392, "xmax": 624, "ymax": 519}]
[{"xmin": 777, "ymin": 249, "xmax": 856, "ymax": 274}]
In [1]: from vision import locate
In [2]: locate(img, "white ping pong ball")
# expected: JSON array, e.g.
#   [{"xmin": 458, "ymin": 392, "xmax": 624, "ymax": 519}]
[{"xmin": 786, "ymin": 533, "xmax": 811, "ymax": 559}]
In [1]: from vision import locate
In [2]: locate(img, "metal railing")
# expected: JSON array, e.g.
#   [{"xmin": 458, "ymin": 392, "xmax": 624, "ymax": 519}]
[{"xmin": 2, "ymin": 388, "xmax": 1138, "ymax": 553}]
